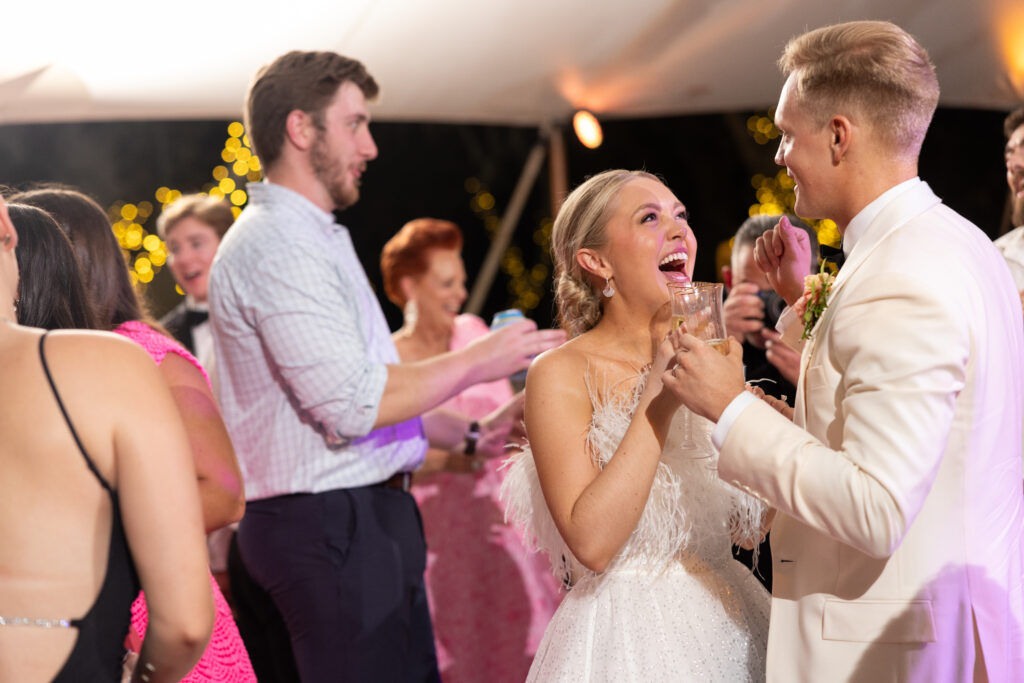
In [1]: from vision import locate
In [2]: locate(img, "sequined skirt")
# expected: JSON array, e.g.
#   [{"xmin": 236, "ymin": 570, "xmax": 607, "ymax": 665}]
[{"xmin": 526, "ymin": 557, "xmax": 769, "ymax": 682}]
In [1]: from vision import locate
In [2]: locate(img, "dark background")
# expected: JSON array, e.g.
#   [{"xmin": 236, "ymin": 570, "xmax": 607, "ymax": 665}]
[{"xmin": 0, "ymin": 106, "xmax": 1012, "ymax": 330}]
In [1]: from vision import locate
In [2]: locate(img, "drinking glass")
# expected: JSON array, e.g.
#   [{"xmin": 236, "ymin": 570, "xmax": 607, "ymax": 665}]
[{"xmin": 668, "ymin": 282, "xmax": 727, "ymax": 449}]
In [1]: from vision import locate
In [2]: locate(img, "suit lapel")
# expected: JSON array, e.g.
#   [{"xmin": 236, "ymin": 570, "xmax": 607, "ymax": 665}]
[
  {"xmin": 828, "ymin": 181, "xmax": 942, "ymax": 302},
  {"xmin": 793, "ymin": 181, "xmax": 942, "ymax": 427}
]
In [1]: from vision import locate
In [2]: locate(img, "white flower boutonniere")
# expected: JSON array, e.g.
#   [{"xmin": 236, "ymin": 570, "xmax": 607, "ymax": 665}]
[{"xmin": 793, "ymin": 266, "xmax": 836, "ymax": 341}]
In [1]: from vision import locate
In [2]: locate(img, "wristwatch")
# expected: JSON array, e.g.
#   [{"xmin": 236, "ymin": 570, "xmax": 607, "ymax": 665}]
[{"xmin": 464, "ymin": 421, "xmax": 481, "ymax": 455}]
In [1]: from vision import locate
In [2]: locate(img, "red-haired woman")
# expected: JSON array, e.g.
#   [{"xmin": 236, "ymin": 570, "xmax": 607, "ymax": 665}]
[{"xmin": 381, "ymin": 218, "xmax": 561, "ymax": 683}]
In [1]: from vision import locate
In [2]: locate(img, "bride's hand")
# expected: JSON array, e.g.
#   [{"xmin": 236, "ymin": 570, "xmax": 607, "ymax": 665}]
[{"xmin": 642, "ymin": 326, "xmax": 686, "ymax": 405}]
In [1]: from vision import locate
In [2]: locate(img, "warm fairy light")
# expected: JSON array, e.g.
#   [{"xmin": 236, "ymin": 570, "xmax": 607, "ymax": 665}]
[
  {"xmin": 473, "ymin": 191, "xmax": 495, "ymax": 211},
  {"xmin": 746, "ymin": 113, "xmax": 780, "ymax": 145},
  {"xmin": 573, "ymin": 110, "xmax": 603, "ymax": 149},
  {"xmin": 748, "ymin": 164, "xmax": 837, "ymax": 248},
  {"xmin": 124, "ymin": 225, "xmax": 143, "ymax": 250},
  {"xmin": 121, "ymin": 203, "xmax": 139, "ymax": 221},
  {"xmin": 464, "ymin": 178, "xmax": 552, "ymax": 313},
  {"xmin": 111, "ymin": 121, "xmax": 262, "ymax": 291}
]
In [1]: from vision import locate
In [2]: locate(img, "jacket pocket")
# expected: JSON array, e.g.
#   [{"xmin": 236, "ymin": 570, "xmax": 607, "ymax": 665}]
[{"xmin": 822, "ymin": 598, "xmax": 936, "ymax": 643}]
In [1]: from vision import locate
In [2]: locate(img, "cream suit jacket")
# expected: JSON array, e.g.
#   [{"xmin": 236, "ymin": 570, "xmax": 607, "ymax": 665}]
[{"xmin": 719, "ymin": 181, "xmax": 1024, "ymax": 682}]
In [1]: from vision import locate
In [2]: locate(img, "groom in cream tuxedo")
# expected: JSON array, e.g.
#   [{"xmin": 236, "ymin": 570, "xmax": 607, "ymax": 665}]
[{"xmin": 669, "ymin": 20, "xmax": 1024, "ymax": 683}]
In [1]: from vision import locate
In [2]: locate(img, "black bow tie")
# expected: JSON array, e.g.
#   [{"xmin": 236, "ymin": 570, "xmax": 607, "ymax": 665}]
[
  {"xmin": 185, "ymin": 309, "xmax": 209, "ymax": 328},
  {"xmin": 819, "ymin": 243, "xmax": 846, "ymax": 271}
]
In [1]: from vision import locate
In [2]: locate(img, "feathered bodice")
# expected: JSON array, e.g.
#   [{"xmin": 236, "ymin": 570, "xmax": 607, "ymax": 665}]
[{"xmin": 502, "ymin": 370, "xmax": 765, "ymax": 585}]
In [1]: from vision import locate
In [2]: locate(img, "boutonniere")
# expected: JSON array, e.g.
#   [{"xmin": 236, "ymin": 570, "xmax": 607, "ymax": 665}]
[{"xmin": 793, "ymin": 265, "xmax": 836, "ymax": 340}]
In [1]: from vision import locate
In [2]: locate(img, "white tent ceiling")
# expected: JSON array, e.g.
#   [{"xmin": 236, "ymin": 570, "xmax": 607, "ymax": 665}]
[{"xmin": 1, "ymin": 0, "xmax": 1022, "ymax": 126}]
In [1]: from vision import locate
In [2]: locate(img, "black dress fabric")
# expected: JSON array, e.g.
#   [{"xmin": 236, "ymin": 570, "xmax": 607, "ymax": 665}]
[{"xmin": 37, "ymin": 332, "xmax": 141, "ymax": 682}]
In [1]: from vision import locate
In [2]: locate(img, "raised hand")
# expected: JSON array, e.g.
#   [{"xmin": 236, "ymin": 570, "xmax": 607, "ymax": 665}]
[
  {"xmin": 753, "ymin": 215, "xmax": 811, "ymax": 306},
  {"xmin": 466, "ymin": 320, "xmax": 567, "ymax": 384},
  {"xmin": 477, "ymin": 391, "xmax": 526, "ymax": 458},
  {"xmin": 724, "ymin": 282, "xmax": 765, "ymax": 341}
]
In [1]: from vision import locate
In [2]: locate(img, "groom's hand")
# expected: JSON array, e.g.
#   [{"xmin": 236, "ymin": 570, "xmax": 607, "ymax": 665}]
[
  {"xmin": 662, "ymin": 334, "xmax": 746, "ymax": 422},
  {"xmin": 753, "ymin": 215, "xmax": 811, "ymax": 306}
]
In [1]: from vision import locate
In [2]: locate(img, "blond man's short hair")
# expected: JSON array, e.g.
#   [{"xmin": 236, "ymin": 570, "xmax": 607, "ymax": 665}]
[{"xmin": 780, "ymin": 20, "xmax": 939, "ymax": 160}]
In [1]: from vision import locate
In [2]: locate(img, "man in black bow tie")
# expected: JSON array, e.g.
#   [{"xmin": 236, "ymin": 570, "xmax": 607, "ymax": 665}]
[
  {"xmin": 158, "ymin": 194, "xmax": 235, "ymax": 368},
  {"xmin": 817, "ymin": 242, "xmax": 845, "ymax": 271}
]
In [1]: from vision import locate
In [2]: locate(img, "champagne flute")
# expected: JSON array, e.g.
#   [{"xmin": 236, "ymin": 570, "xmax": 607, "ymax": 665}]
[{"xmin": 668, "ymin": 282, "xmax": 727, "ymax": 450}]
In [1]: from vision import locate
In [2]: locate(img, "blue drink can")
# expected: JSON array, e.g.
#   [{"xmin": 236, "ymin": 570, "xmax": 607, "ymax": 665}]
[{"xmin": 490, "ymin": 309, "xmax": 529, "ymax": 385}]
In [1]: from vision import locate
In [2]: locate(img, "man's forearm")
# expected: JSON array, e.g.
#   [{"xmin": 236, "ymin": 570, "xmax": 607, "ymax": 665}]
[{"xmin": 374, "ymin": 348, "xmax": 482, "ymax": 429}]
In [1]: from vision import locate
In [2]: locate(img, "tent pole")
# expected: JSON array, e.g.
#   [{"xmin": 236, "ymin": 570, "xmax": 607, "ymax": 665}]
[
  {"xmin": 547, "ymin": 125, "xmax": 568, "ymax": 219},
  {"xmin": 465, "ymin": 128, "xmax": 548, "ymax": 316}
]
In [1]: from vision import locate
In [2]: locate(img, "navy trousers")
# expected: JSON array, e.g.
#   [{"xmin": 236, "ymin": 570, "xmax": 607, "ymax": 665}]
[{"xmin": 238, "ymin": 486, "xmax": 440, "ymax": 682}]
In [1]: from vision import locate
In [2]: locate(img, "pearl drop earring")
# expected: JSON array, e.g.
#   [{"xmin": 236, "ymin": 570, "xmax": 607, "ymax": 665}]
[{"xmin": 602, "ymin": 277, "xmax": 615, "ymax": 298}]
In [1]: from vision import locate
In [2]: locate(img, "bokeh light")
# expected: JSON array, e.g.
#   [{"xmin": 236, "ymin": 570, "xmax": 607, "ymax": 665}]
[{"xmin": 112, "ymin": 120, "xmax": 262, "ymax": 291}]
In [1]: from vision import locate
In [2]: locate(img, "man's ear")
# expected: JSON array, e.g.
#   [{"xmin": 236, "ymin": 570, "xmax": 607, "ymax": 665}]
[
  {"xmin": 829, "ymin": 115, "xmax": 853, "ymax": 165},
  {"xmin": 284, "ymin": 109, "xmax": 317, "ymax": 152},
  {"xmin": 576, "ymin": 248, "xmax": 610, "ymax": 280}
]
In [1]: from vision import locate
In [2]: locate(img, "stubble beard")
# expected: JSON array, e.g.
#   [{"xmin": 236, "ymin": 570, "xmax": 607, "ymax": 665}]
[{"xmin": 311, "ymin": 133, "xmax": 359, "ymax": 211}]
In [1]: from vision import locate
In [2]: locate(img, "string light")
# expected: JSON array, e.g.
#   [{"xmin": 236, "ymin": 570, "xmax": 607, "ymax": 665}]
[
  {"xmin": 746, "ymin": 110, "xmax": 839, "ymax": 249},
  {"xmin": 111, "ymin": 122, "xmax": 262, "ymax": 290},
  {"xmin": 465, "ymin": 177, "xmax": 552, "ymax": 313}
]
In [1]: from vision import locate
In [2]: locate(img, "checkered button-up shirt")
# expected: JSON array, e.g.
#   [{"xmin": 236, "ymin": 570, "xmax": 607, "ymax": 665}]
[{"xmin": 209, "ymin": 182, "xmax": 426, "ymax": 500}]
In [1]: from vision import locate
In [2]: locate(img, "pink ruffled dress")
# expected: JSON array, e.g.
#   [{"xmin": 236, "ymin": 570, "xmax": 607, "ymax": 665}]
[
  {"xmin": 115, "ymin": 321, "xmax": 255, "ymax": 682},
  {"xmin": 412, "ymin": 314, "xmax": 562, "ymax": 683}
]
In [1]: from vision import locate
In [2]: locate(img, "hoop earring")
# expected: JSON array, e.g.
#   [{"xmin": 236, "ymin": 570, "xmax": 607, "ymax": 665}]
[{"xmin": 602, "ymin": 276, "xmax": 615, "ymax": 298}]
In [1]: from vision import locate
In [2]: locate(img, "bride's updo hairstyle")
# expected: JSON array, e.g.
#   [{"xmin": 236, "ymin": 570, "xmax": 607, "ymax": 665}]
[{"xmin": 552, "ymin": 170, "xmax": 660, "ymax": 338}]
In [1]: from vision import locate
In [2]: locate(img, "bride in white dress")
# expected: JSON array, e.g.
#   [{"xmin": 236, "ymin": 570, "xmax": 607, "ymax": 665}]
[{"xmin": 502, "ymin": 170, "xmax": 770, "ymax": 681}]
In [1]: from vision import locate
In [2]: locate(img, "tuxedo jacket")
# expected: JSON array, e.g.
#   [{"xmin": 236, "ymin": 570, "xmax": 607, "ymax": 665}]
[
  {"xmin": 160, "ymin": 300, "xmax": 195, "ymax": 354},
  {"xmin": 720, "ymin": 181, "xmax": 1024, "ymax": 682}
]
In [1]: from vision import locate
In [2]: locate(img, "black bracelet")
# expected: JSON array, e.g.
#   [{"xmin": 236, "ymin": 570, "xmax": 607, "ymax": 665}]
[{"xmin": 464, "ymin": 421, "xmax": 481, "ymax": 455}]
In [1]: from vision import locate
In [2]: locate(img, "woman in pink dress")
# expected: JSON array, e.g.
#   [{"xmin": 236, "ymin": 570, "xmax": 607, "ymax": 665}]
[
  {"xmin": 12, "ymin": 187, "xmax": 256, "ymax": 682},
  {"xmin": 381, "ymin": 218, "xmax": 562, "ymax": 682}
]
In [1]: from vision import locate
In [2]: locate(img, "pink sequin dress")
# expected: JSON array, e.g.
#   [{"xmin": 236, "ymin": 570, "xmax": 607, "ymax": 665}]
[
  {"xmin": 412, "ymin": 314, "xmax": 562, "ymax": 683},
  {"xmin": 114, "ymin": 321, "xmax": 255, "ymax": 682}
]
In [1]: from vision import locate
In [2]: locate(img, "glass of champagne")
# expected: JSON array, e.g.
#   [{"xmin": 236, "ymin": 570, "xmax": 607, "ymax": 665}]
[{"xmin": 668, "ymin": 282, "xmax": 727, "ymax": 449}]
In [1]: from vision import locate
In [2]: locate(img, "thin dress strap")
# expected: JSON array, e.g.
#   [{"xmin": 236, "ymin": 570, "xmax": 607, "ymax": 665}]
[{"xmin": 38, "ymin": 332, "xmax": 114, "ymax": 495}]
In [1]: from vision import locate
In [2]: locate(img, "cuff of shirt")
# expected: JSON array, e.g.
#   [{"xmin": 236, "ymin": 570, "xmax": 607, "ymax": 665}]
[
  {"xmin": 776, "ymin": 304, "xmax": 799, "ymax": 335},
  {"xmin": 710, "ymin": 391, "xmax": 759, "ymax": 450},
  {"xmin": 328, "ymin": 362, "xmax": 389, "ymax": 445}
]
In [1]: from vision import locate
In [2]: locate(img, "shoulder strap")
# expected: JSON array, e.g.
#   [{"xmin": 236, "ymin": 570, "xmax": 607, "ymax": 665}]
[{"xmin": 38, "ymin": 333, "xmax": 114, "ymax": 495}]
